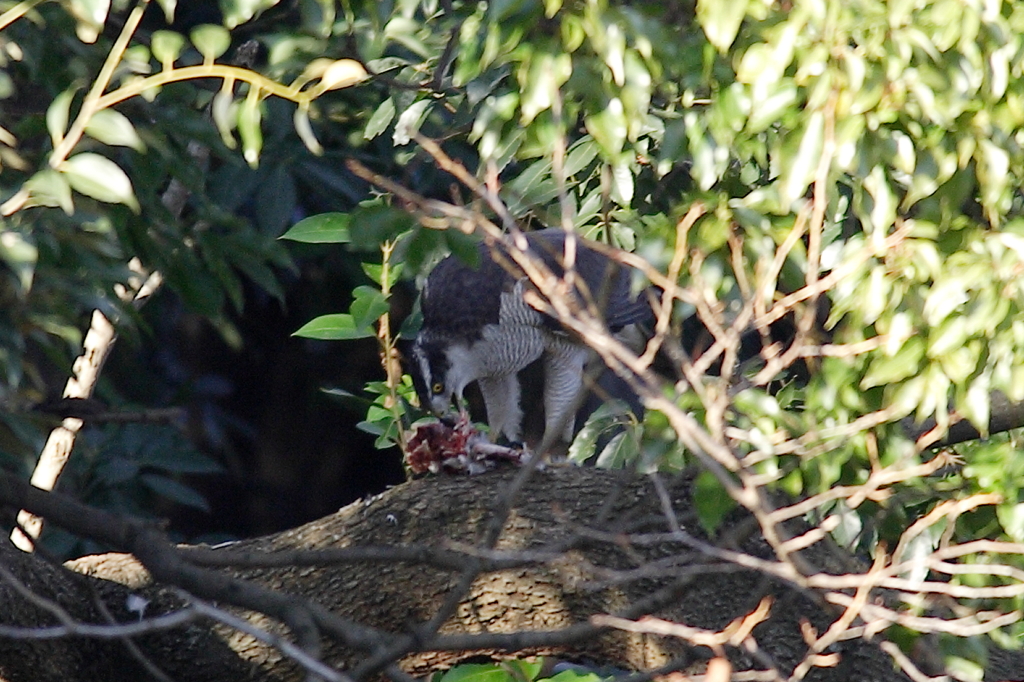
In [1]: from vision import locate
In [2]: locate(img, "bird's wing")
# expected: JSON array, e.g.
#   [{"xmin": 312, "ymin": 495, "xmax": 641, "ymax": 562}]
[
  {"xmin": 420, "ymin": 230, "xmax": 651, "ymax": 341},
  {"xmin": 420, "ymin": 243, "xmax": 521, "ymax": 341},
  {"xmin": 519, "ymin": 230, "xmax": 652, "ymax": 332}
]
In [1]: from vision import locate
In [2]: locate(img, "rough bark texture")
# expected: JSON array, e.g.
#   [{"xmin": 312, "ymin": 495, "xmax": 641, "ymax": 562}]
[{"xmin": 0, "ymin": 466, "xmax": 909, "ymax": 682}]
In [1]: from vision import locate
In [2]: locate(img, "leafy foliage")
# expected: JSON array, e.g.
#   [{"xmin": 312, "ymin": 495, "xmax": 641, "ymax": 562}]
[{"xmin": 4, "ymin": 0, "xmax": 1024, "ymax": 675}]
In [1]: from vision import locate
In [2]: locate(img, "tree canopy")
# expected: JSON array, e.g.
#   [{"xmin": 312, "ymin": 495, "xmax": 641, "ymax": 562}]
[{"xmin": 2, "ymin": 0, "xmax": 1024, "ymax": 680}]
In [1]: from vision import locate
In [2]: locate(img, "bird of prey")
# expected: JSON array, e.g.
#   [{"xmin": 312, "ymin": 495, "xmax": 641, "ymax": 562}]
[{"xmin": 408, "ymin": 229, "xmax": 650, "ymax": 446}]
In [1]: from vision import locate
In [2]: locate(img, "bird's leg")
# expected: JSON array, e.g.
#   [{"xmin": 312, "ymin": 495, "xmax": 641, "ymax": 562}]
[
  {"xmin": 477, "ymin": 374, "xmax": 522, "ymax": 443},
  {"xmin": 542, "ymin": 344, "xmax": 590, "ymax": 443}
]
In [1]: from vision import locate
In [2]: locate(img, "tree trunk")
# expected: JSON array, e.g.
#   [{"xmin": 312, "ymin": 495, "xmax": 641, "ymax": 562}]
[{"xmin": 0, "ymin": 467, "xmax": 906, "ymax": 682}]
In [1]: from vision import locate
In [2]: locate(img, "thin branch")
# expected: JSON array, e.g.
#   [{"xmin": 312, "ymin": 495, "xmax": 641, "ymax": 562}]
[{"xmin": 184, "ymin": 594, "xmax": 352, "ymax": 682}]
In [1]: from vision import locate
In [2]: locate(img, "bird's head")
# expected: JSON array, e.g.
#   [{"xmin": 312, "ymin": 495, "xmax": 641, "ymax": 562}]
[{"xmin": 408, "ymin": 334, "xmax": 480, "ymax": 417}]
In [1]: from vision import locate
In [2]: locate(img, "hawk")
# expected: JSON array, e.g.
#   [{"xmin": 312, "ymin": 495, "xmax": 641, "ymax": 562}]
[{"xmin": 408, "ymin": 229, "xmax": 650, "ymax": 446}]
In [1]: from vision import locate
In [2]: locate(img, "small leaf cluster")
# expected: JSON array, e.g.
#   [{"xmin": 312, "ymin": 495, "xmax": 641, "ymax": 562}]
[{"xmin": 434, "ymin": 659, "xmax": 605, "ymax": 682}]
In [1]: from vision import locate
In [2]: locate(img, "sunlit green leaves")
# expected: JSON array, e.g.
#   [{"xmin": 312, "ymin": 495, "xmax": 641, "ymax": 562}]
[
  {"xmin": 517, "ymin": 49, "xmax": 571, "ymax": 124},
  {"xmin": 293, "ymin": 104, "xmax": 321, "ymax": 155},
  {"xmin": 364, "ymin": 97, "xmax": 396, "ymax": 140},
  {"xmin": 585, "ymin": 98, "xmax": 626, "ymax": 159},
  {"xmin": 437, "ymin": 660, "xmax": 559, "ymax": 682},
  {"xmin": 67, "ymin": 0, "xmax": 110, "ymax": 43},
  {"xmin": 22, "ymin": 169, "xmax": 73, "ymax": 214},
  {"xmin": 317, "ymin": 59, "xmax": 368, "ymax": 91},
  {"xmin": 151, "ymin": 30, "xmax": 186, "ymax": 70},
  {"xmin": 237, "ymin": 88, "xmax": 264, "ymax": 168},
  {"xmin": 776, "ymin": 110, "xmax": 824, "ymax": 210},
  {"xmin": 693, "ymin": 469, "xmax": 737, "ymax": 535},
  {"xmin": 221, "ymin": 0, "xmax": 279, "ymax": 29},
  {"xmin": 46, "ymin": 89, "xmax": 75, "ymax": 148},
  {"xmin": 155, "ymin": 0, "xmax": 176, "ymax": 23},
  {"xmin": 84, "ymin": 109, "xmax": 145, "ymax": 151},
  {"xmin": 190, "ymin": 24, "xmax": 231, "ymax": 64},
  {"xmin": 697, "ymin": 0, "xmax": 748, "ymax": 52},
  {"xmin": 58, "ymin": 153, "xmax": 138, "ymax": 211},
  {"xmin": 0, "ymin": 225, "xmax": 38, "ymax": 294},
  {"xmin": 393, "ymin": 99, "xmax": 431, "ymax": 146},
  {"xmin": 977, "ymin": 140, "xmax": 1010, "ymax": 226}
]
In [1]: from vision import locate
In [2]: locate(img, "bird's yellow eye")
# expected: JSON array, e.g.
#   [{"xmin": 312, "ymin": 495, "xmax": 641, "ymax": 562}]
[{"xmin": 431, "ymin": 382, "xmax": 444, "ymax": 394}]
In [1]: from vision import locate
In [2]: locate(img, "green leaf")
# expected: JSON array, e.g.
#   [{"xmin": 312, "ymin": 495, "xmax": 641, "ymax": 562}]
[
  {"xmin": 594, "ymin": 430, "xmax": 640, "ymax": 469},
  {"xmin": 190, "ymin": 24, "xmax": 231, "ymax": 63},
  {"xmin": 139, "ymin": 444, "xmax": 222, "ymax": 474},
  {"xmin": 747, "ymin": 81, "xmax": 797, "ymax": 133},
  {"xmin": 139, "ymin": 473, "xmax": 211, "ymax": 512},
  {"xmin": 0, "ymin": 226, "xmax": 37, "ymax": 293},
  {"xmin": 977, "ymin": 140, "xmax": 1010, "ymax": 226},
  {"xmin": 237, "ymin": 90, "xmax": 263, "ymax": 168},
  {"xmin": 439, "ymin": 663, "xmax": 515, "ymax": 682},
  {"xmin": 518, "ymin": 50, "xmax": 572, "ymax": 124},
  {"xmin": 778, "ymin": 110, "xmax": 824, "ymax": 209},
  {"xmin": 348, "ymin": 204, "xmax": 415, "ymax": 251},
  {"xmin": 542, "ymin": 669, "xmax": 602, "ymax": 682},
  {"xmin": 155, "ymin": 0, "xmax": 176, "ymax": 23},
  {"xmin": 151, "ymin": 30, "xmax": 186, "ymax": 69},
  {"xmin": 693, "ymin": 469, "xmax": 736, "ymax": 535},
  {"xmin": 504, "ymin": 659, "xmax": 543, "ymax": 682},
  {"xmin": 997, "ymin": 502, "xmax": 1024, "ymax": 543},
  {"xmin": 862, "ymin": 337, "xmax": 924, "ymax": 389},
  {"xmin": 350, "ymin": 286, "xmax": 390, "ymax": 329},
  {"xmin": 293, "ymin": 104, "xmax": 322, "ymax": 155},
  {"xmin": 364, "ymin": 97, "xmax": 396, "ymax": 140},
  {"xmin": 212, "ymin": 81, "xmax": 237, "ymax": 149},
  {"xmin": 22, "ymin": 169, "xmax": 73, "ymax": 215},
  {"xmin": 609, "ymin": 160, "xmax": 633, "ymax": 207},
  {"xmin": 46, "ymin": 89, "xmax": 76, "ymax": 148},
  {"xmin": 84, "ymin": 108, "xmax": 146, "ymax": 151},
  {"xmin": 585, "ymin": 98, "xmax": 627, "ymax": 158},
  {"xmin": 697, "ymin": 0, "xmax": 749, "ymax": 52},
  {"xmin": 220, "ymin": 0, "xmax": 280, "ymax": 28},
  {"xmin": 961, "ymin": 372, "xmax": 990, "ymax": 434},
  {"xmin": 569, "ymin": 402, "xmax": 638, "ymax": 465},
  {"xmin": 293, "ymin": 314, "xmax": 375, "ymax": 340},
  {"xmin": 68, "ymin": 0, "xmax": 110, "ymax": 43},
  {"xmin": 393, "ymin": 100, "xmax": 431, "ymax": 146},
  {"xmin": 317, "ymin": 59, "xmax": 367, "ymax": 91},
  {"xmin": 563, "ymin": 137, "xmax": 598, "ymax": 178},
  {"xmin": 280, "ymin": 213, "xmax": 351, "ymax": 243},
  {"xmin": 362, "ymin": 262, "xmax": 403, "ymax": 287},
  {"xmin": 59, "ymin": 153, "xmax": 139, "ymax": 211}
]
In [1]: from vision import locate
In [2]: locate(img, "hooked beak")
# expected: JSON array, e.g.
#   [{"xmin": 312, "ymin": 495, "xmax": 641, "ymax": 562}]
[{"xmin": 428, "ymin": 395, "xmax": 452, "ymax": 416}]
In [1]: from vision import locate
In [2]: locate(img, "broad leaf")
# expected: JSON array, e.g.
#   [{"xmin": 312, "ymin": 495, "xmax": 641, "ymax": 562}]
[
  {"xmin": 365, "ymin": 97, "xmax": 396, "ymax": 140},
  {"xmin": 349, "ymin": 286, "xmax": 390, "ymax": 329},
  {"xmin": 697, "ymin": 0, "xmax": 749, "ymax": 52},
  {"xmin": 84, "ymin": 109, "xmax": 146, "ymax": 151},
  {"xmin": 140, "ymin": 473, "xmax": 211, "ymax": 512},
  {"xmin": 221, "ymin": 0, "xmax": 280, "ymax": 28},
  {"xmin": 693, "ymin": 469, "xmax": 737, "ymax": 535},
  {"xmin": 190, "ymin": 24, "xmax": 231, "ymax": 63},
  {"xmin": 237, "ymin": 92, "xmax": 263, "ymax": 168},
  {"xmin": 59, "ymin": 153, "xmax": 139, "ymax": 211},
  {"xmin": 46, "ymin": 89, "xmax": 76, "ymax": 148},
  {"xmin": 68, "ymin": 0, "xmax": 110, "ymax": 43},
  {"xmin": 318, "ymin": 59, "xmax": 367, "ymax": 91},
  {"xmin": 293, "ymin": 314, "xmax": 375, "ymax": 340},
  {"xmin": 439, "ymin": 663, "xmax": 515, "ymax": 682},
  {"xmin": 151, "ymin": 30, "xmax": 186, "ymax": 69},
  {"xmin": 280, "ymin": 213, "xmax": 351, "ymax": 243}
]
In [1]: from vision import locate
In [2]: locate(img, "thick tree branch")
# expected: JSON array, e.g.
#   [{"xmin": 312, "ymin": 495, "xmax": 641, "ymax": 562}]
[{"xmin": 1, "ymin": 467, "xmax": 913, "ymax": 682}]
